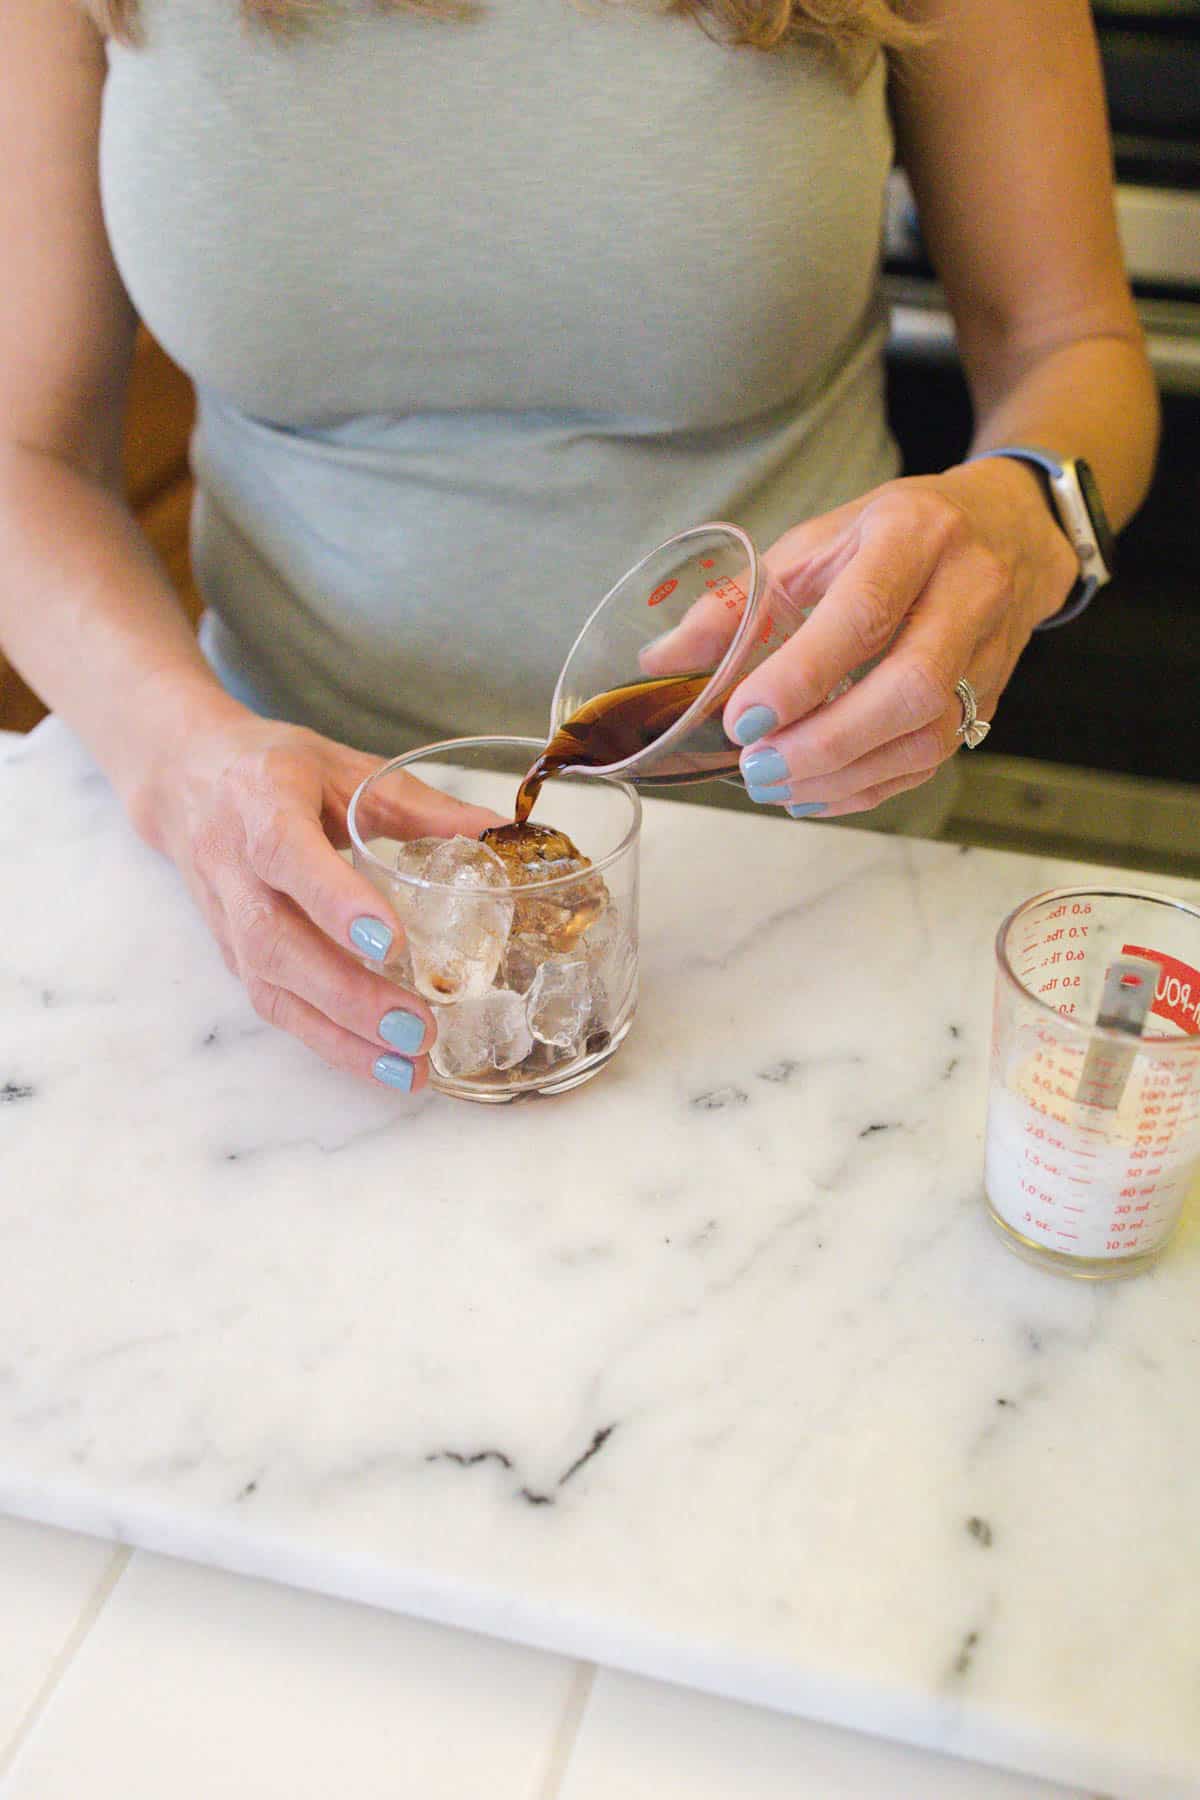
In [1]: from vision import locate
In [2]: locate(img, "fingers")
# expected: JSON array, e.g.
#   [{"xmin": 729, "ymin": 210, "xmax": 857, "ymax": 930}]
[
  {"xmin": 242, "ymin": 764, "xmax": 501, "ymax": 971},
  {"xmin": 638, "ymin": 586, "xmax": 746, "ymax": 679},
  {"xmin": 731, "ymin": 494, "xmax": 1020, "ymax": 816},
  {"xmin": 636, "ymin": 529, "xmax": 856, "ymax": 684},
  {"xmin": 221, "ymin": 871, "xmax": 435, "ymax": 1089},
  {"xmin": 746, "ymin": 722, "xmax": 947, "ymax": 811},
  {"xmin": 179, "ymin": 728, "xmax": 494, "ymax": 1091},
  {"xmin": 244, "ymin": 979, "xmax": 432, "ymax": 1094},
  {"xmin": 743, "ymin": 635, "xmax": 983, "ymax": 797},
  {"xmin": 243, "ymin": 802, "xmax": 414, "ymax": 970},
  {"xmin": 805, "ymin": 766, "xmax": 943, "ymax": 821},
  {"xmin": 233, "ymin": 878, "xmax": 435, "ymax": 1044},
  {"xmin": 724, "ymin": 495, "xmax": 964, "ymax": 748},
  {"xmin": 744, "ymin": 640, "xmax": 1005, "ymax": 816}
]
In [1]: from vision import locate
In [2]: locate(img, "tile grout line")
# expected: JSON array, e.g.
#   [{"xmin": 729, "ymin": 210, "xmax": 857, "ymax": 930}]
[
  {"xmin": 534, "ymin": 1659, "xmax": 596, "ymax": 1800},
  {"xmin": 0, "ymin": 1544, "xmax": 132, "ymax": 1787}
]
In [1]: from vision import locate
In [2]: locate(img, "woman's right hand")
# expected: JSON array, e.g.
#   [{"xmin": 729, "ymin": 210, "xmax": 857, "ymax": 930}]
[{"xmin": 134, "ymin": 711, "xmax": 500, "ymax": 1093}]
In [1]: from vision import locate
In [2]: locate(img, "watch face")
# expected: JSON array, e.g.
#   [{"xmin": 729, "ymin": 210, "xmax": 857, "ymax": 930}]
[{"xmin": 1074, "ymin": 458, "xmax": 1117, "ymax": 574}]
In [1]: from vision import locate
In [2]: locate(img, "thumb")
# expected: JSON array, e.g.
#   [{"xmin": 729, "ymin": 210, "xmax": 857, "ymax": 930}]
[
  {"xmin": 378, "ymin": 768, "xmax": 507, "ymax": 841},
  {"xmin": 638, "ymin": 586, "xmax": 744, "ymax": 678},
  {"xmin": 331, "ymin": 758, "xmax": 508, "ymax": 849}
]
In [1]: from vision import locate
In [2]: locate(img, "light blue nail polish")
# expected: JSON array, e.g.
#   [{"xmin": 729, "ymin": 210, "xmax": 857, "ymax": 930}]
[
  {"xmin": 351, "ymin": 916, "xmax": 394, "ymax": 961},
  {"xmin": 731, "ymin": 704, "xmax": 779, "ymax": 747},
  {"xmin": 787, "ymin": 802, "xmax": 827, "ymax": 818},
  {"xmin": 373, "ymin": 1053, "xmax": 415, "ymax": 1092},
  {"xmin": 747, "ymin": 784, "xmax": 791, "ymax": 804},
  {"xmin": 742, "ymin": 747, "xmax": 789, "ymax": 787},
  {"xmin": 379, "ymin": 1009, "xmax": 425, "ymax": 1054}
]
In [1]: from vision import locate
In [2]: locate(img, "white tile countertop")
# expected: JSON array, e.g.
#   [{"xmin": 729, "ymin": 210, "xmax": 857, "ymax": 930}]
[{"xmin": 0, "ymin": 721, "xmax": 1196, "ymax": 1799}]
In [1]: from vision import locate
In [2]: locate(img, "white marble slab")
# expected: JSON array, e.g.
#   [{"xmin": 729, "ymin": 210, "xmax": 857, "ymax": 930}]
[
  {"xmin": 562, "ymin": 1669, "xmax": 1094, "ymax": 1800},
  {"xmin": 0, "ymin": 1540, "xmax": 1091, "ymax": 1800},
  {"xmin": 1, "ymin": 1548, "xmax": 582, "ymax": 1800},
  {"xmin": 0, "ymin": 718, "xmax": 1197, "ymax": 1800},
  {"xmin": 0, "ymin": 1517, "xmax": 119, "ymax": 1775}
]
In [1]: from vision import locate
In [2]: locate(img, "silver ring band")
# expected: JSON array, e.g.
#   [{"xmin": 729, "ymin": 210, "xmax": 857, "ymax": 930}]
[{"xmin": 954, "ymin": 678, "xmax": 991, "ymax": 750}]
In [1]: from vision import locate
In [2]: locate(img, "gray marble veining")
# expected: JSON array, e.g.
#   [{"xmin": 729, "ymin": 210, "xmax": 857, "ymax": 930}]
[{"xmin": 0, "ymin": 720, "xmax": 1197, "ymax": 1799}]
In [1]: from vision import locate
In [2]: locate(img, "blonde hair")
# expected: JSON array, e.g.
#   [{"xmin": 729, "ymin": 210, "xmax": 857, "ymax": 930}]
[{"xmin": 84, "ymin": 0, "xmax": 923, "ymax": 58}]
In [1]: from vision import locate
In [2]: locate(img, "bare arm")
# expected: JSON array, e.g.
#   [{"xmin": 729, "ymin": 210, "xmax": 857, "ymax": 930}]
[
  {"xmin": 0, "ymin": 0, "xmax": 245, "ymax": 825},
  {"xmin": 0, "ymin": 1, "xmax": 487, "ymax": 1090},
  {"xmin": 891, "ymin": 0, "xmax": 1159, "ymax": 526},
  {"xmin": 724, "ymin": 0, "xmax": 1160, "ymax": 818}
]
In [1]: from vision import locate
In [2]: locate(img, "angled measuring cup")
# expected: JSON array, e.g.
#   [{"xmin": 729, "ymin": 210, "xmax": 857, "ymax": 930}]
[{"xmin": 548, "ymin": 522, "xmax": 863, "ymax": 787}]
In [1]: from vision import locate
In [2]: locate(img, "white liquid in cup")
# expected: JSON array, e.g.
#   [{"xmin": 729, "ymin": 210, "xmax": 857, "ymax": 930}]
[{"xmin": 985, "ymin": 1042, "xmax": 1200, "ymax": 1265}]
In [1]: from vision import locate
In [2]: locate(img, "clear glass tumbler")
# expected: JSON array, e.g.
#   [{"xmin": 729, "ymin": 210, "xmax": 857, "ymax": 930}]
[
  {"xmin": 347, "ymin": 737, "xmax": 641, "ymax": 1103},
  {"xmin": 986, "ymin": 886, "xmax": 1200, "ymax": 1277}
]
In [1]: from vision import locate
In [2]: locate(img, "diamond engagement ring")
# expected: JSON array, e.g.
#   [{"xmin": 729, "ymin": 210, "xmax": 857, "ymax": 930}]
[{"xmin": 954, "ymin": 677, "xmax": 991, "ymax": 750}]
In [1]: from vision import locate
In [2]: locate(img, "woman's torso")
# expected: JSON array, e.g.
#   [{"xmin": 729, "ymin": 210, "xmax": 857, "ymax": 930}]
[{"xmin": 100, "ymin": 0, "xmax": 898, "ymax": 752}]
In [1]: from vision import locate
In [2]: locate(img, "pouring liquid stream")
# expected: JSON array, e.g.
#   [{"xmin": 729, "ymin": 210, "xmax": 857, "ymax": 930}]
[{"xmin": 514, "ymin": 672, "xmax": 714, "ymax": 825}]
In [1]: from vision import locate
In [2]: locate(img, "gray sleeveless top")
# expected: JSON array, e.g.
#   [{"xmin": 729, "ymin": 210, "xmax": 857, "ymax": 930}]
[{"xmin": 99, "ymin": 0, "xmax": 898, "ymax": 755}]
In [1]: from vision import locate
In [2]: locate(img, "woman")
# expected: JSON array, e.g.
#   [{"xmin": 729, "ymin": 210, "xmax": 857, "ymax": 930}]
[{"xmin": 0, "ymin": 0, "xmax": 1158, "ymax": 1092}]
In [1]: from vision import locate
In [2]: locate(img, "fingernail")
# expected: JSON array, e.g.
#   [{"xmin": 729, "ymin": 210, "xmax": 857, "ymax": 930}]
[
  {"xmin": 351, "ymin": 916, "xmax": 394, "ymax": 960},
  {"xmin": 742, "ymin": 746, "xmax": 789, "ymax": 787},
  {"xmin": 747, "ymin": 783, "xmax": 791, "ymax": 804},
  {"xmin": 731, "ymin": 705, "xmax": 779, "ymax": 747},
  {"xmin": 373, "ymin": 1053, "xmax": 415, "ymax": 1092},
  {"xmin": 379, "ymin": 1009, "xmax": 425, "ymax": 1053},
  {"xmin": 787, "ymin": 802, "xmax": 827, "ymax": 818}
]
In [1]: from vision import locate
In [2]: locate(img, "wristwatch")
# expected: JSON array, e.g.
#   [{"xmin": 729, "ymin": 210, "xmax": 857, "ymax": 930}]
[{"xmin": 969, "ymin": 447, "xmax": 1115, "ymax": 629}]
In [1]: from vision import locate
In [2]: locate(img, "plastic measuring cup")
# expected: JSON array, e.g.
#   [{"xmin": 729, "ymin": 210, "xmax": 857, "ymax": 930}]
[
  {"xmin": 986, "ymin": 886, "xmax": 1200, "ymax": 1278},
  {"xmin": 549, "ymin": 522, "xmax": 857, "ymax": 786}
]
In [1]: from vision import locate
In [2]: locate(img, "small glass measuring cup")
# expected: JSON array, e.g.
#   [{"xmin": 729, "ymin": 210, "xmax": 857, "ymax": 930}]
[
  {"xmin": 347, "ymin": 737, "xmax": 641, "ymax": 1103},
  {"xmin": 986, "ymin": 886, "xmax": 1200, "ymax": 1277},
  {"xmin": 550, "ymin": 522, "xmax": 860, "ymax": 786}
]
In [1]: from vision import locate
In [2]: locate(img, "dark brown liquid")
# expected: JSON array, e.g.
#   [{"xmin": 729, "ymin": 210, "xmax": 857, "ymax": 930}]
[{"xmin": 515, "ymin": 673, "xmax": 712, "ymax": 824}]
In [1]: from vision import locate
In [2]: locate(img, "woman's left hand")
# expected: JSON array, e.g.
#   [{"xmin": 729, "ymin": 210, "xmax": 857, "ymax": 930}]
[{"xmin": 723, "ymin": 456, "xmax": 1079, "ymax": 818}]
